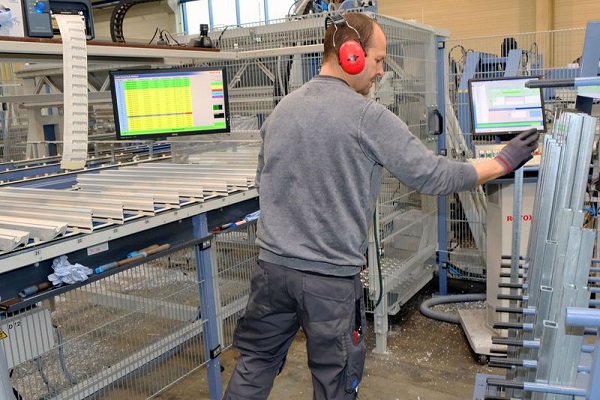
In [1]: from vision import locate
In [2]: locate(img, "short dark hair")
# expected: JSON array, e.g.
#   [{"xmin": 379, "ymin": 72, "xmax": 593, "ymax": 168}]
[{"xmin": 323, "ymin": 12, "xmax": 379, "ymax": 63}]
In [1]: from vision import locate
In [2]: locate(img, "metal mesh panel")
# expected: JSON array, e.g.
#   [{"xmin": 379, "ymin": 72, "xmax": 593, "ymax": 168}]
[
  {"xmin": 444, "ymin": 27, "xmax": 594, "ymax": 281},
  {"xmin": 206, "ymin": 14, "xmax": 325, "ymax": 52},
  {"xmin": 5, "ymin": 224, "xmax": 257, "ymax": 400},
  {"xmin": 213, "ymin": 223, "xmax": 258, "ymax": 350},
  {"xmin": 7, "ymin": 250, "xmax": 203, "ymax": 399},
  {"xmin": 0, "ymin": 63, "xmax": 28, "ymax": 162},
  {"xmin": 363, "ymin": 16, "xmax": 440, "ymax": 315}
]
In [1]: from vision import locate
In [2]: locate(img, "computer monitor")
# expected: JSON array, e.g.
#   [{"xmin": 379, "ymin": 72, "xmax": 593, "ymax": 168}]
[
  {"xmin": 468, "ymin": 76, "xmax": 546, "ymax": 136},
  {"xmin": 109, "ymin": 66, "xmax": 230, "ymax": 140}
]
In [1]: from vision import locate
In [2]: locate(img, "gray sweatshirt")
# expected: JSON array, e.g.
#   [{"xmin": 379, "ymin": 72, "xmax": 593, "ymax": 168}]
[{"xmin": 256, "ymin": 75, "xmax": 477, "ymax": 276}]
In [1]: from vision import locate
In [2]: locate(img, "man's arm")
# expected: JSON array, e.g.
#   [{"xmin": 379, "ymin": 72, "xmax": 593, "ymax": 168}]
[{"xmin": 474, "ymin": 158, "xmax": 508, "ymax": 186}]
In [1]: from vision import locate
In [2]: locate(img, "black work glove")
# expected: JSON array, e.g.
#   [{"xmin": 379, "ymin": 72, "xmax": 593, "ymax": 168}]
[{"xmin": 495, "ymin": 128, "xmax": 540, "ymax": 173}]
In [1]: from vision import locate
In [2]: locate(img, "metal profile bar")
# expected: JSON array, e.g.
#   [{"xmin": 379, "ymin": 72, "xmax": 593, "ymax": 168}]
[
  {"xmin": 532, "ymin": 286, "xmax": 554, "ymax": 340},
  {"xmin": 98, "ymin": 170, "xmax": 244, "ymax": 191},
  {"xmin": 547, "ymin": 286, "xmax": 589, "ymax": 386},
  {"xmin": 573, "ymin": 229, "xmax": 596, "ymax": 288},
  {"xmin": 0, "ymin": 189, "xmax": 257, "ymax": 273},
  {"xmin": 0, "ymin": 228, "xmax": 29, "ymax": 252},
  {"xmin": 74, "ymin": 185, "xmax": 182, "ymax": 206},
  {"xmin": 1, "ymin": 187, "xmax": 155, "ymax": 214},
  {"xmin": 525, "ymin": 143, "xmax": 561, "ymax": 305},
  {"xmin": 79, "ymin": 173, "xmax": 218, "ymax": 194},
  {"xmin": 0, "ymin": 193, "xmax": 122, "ymax": 222},
  {"xmin": 486, "ymin": 378, "xmax": 587, "ymax": 396},
  {"xmin": 76, "ymin": 176, "xmax": 206, "ymax": 199},
  {"xmin": 0, "ymin": 203, "xmax": 93, "ymax": 231},
  {"xmin": 153, "ymin": 164, "xmax": 256, "ymax": 173},
  {"xmin": 570, "ymin": 115, "xmax": 596, "ymax": 209},
  {"xmin": 550, "ymin": 114, "xmax": 583, "ymax": 228},
  {"xmin": 0, "ymin": 217, "xmax": 68, "ymax": 241},
  {"xmin": 535, "ymin": 320, "xmax": 558, "ymax": 382},
  {"xmin": 128, "ymin": 165, "xmax": 256, "ymax": 186}
]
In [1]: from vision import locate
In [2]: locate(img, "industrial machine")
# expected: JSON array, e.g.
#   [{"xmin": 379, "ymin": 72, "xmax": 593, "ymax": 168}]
[{"xmin": 6, "ymin": 0, "xmax": 94, "ymax": 39}]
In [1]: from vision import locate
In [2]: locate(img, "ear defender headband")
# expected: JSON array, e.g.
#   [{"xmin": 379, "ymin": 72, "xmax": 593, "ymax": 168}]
[{"xmin": 326, "ymin": 13, "xmax": 366, "ymax": 75}]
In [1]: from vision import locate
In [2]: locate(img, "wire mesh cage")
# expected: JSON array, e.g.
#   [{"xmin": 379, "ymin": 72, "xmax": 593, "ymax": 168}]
[
  {"xmin": 0, "ymin": 63, "xmax": 28, "ymax": 163},
  {"xmin": 4, "ymin": 223, "xmax": 258, "ymax": 399}
]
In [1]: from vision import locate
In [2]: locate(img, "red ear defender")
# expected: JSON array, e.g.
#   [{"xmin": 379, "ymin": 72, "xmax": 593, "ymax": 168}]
[
  {"xmin": 338, "ymin": 40, "xmax": 366, "ymax": 75},
  {"xmin": 327, "ymin": 12, "xmax": 367, "ymax": 75}
]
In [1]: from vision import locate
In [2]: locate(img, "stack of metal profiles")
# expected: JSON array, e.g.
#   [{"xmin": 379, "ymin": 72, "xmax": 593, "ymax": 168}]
[
  {"xmin": 485, "ymin": 111, "xmax": 599, "ymax": 399},
  {"xmin": 0, "ymin": 145, "xmax": 259, "ymax": 254}
]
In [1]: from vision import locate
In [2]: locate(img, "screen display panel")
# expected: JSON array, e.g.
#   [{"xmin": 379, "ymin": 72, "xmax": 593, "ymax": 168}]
[
  {"xmin": 468, "ymin": 76, "xmax": 546, "ymax": 136},
  {"xmin": 109, "ymin": 66, "xmax": 230, "ymax": 140}
]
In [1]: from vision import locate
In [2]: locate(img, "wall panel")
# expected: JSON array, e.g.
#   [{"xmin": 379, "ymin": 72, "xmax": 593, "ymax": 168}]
[{"xmin": 379, "ymin": 0, "xmax": 600, "ymax": 38}]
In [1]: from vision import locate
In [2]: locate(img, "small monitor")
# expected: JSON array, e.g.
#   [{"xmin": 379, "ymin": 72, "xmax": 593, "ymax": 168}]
[
  {"xmin": 468, "ymin": 76, "xmax": 546, "ymax": 136},
  {"xmin": 109, "ymin": 66, "xmax": 230, "ymax": 140}
]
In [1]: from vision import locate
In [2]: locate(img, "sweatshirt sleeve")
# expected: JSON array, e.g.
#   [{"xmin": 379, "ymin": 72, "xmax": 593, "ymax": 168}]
[{"xmin": 357, "ymin": 101, "xmax": 477, "ymax": 195}]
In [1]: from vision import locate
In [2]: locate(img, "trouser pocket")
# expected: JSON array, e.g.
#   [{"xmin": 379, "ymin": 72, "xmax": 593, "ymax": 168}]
[{"xmin": 345, "ymin": 298, "xmax": 366, "ymax": 394}]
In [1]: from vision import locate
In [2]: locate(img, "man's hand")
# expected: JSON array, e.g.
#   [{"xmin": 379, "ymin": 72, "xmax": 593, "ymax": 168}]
[{"xmin": 495, "ymin": 128, "xmax": 541, "ymax": 173}]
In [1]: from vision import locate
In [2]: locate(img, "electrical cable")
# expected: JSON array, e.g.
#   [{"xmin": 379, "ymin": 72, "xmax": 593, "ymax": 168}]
[
  {"xmin": 373, "ymin": 211, "xmax": 383, "ymax": 308},
  {"xmin": 162, "ymin": 30, "xmax": 183, "ymax": 46},
  {"xmin": 148, "ymin": 27, "xmax": 160, "ymax": 45},
  {"xmin": 34, "ymin": 357, "xmax": 58, "ymax": 396},
  {"xmin": 419, "ymin": 293, "xmax": 486, "ymax": 324},
  {"xmin": 54, "ymin": 326, "xmax": 78, "ymax": 385},
  {"xmin": 214, "ymin": 25, "xmax": 230, "ymax": 49},
  {"xmin": 110, "ymin": 0, "xmax": 161, "ymax": 43}
]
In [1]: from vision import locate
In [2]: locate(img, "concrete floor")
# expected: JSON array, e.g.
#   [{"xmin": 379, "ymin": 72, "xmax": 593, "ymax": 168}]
[
  {"xmin": 155, "ymin": 279, "xmax": 504, "ymax": 400},
  {"xmin": 156, "ymin": 281, "xmax": 505, "ymax": 400}
]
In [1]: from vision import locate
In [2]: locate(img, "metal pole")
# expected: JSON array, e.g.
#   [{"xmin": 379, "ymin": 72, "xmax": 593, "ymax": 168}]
[{"xmin": 193, "ymin": 213, "xmax": 223, "ymax": 400}]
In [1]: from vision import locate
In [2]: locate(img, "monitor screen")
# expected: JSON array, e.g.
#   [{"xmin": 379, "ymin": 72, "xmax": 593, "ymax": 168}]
[
  {"xmin": 468, "ymin": 76, "xmax": 546, "ymax": 136},
  {"xmin": 109, "ymin": 66, "xmax": 230, "ymax": 140}
]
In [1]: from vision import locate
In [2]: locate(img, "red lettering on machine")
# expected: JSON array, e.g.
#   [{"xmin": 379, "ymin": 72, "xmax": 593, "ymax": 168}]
[{"xmin": 506, "ymin": 215, "xmax": 533, "ymax": 222}]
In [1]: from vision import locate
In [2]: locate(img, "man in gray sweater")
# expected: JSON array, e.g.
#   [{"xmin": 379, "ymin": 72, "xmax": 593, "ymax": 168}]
[{"xmin": 224, "ymin": 12, "xmax": 539, "ymax": 400}]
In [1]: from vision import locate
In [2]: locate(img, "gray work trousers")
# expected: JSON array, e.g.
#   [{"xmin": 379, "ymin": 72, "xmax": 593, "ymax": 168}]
[{"xmin": 223, "ymin": 260, "xmax": 366, "ymax": 400}]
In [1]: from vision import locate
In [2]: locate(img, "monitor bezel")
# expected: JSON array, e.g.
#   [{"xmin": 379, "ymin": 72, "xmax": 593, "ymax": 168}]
[
  {"xmin": 109, "ymin": 66, "xmax": 231, "ymax": 141},
  {"xmin": 467, "ymin": 75, "xmax": 546, "ymax": 137}
]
